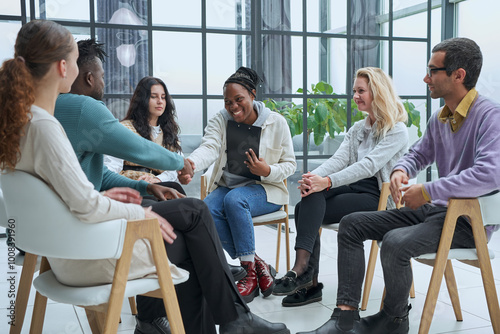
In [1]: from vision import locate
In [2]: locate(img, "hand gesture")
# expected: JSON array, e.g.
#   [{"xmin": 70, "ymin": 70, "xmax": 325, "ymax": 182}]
[
  {"xmin": 178, "ymin": 158, "xmax": 194, "ymax": 184},
  {"xmin": 143, "ymin": 206, "xmax": 176, "ymax": 244},
  {"xmin": 146, "ymin": 184, "xmax": 186, "ymax": 201},
  {"xmin": 103, "ymin": 187, "xmax": 142, "ymax": 204},
  {"xmin": 244, "ymin": 148, "xmax": 271, "ymax": 177},
  {"xmin": 390, "ymin": 170, "xmax": 409, "ymax": 204}
]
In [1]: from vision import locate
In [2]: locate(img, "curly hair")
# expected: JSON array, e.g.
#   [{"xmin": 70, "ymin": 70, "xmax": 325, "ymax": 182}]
[
  {"xmin": 77, "ymin": 38, "xmax": 107, "ymax": 68},
  {"xmin": 123, "ymin": 76, "xmax": 181, "ymax": 152},
  {"xmin": 0, "ymin": 20, "xmax": 74, "ymax": 170},
  {"xmin": 355, "ymin": 67, "xmax": 407, "ymax": 138}
]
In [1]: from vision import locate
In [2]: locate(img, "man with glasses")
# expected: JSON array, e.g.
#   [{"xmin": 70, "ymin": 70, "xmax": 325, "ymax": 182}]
[{"xmin": 299, "ymin": 37, "xmax": 500, "ymax": 334}]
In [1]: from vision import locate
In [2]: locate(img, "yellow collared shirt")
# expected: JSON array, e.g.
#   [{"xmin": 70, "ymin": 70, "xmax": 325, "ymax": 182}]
[{"xmin": 438, "ymin": 88, "xmax": 478, "ymax": 132}]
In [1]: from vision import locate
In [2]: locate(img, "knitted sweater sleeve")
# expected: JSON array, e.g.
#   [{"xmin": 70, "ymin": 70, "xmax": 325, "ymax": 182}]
[
  {"xmin": 78, "ymin": 99, "xmax": 184, "ymax": 171},
  {"xmin": 319, "ymin": 122, "xmax": 409, "ymax": 188}
]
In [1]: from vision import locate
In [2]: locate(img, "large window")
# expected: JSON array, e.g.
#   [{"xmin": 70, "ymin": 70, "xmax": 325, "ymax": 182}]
[{"xmin": 3, "ymin": 0, "xmax": 492, "ymax": 209}]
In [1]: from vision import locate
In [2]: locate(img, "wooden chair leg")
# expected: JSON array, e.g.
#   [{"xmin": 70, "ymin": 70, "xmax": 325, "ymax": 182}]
[
  {"xmin": 10, "ymin": 253, "xmax": 38, "ymax": 334},
  {"xmin": 285, "ymin": 217, "xmax": 290, "ymax": 272},
  {"xmin": 380, "ymin": 287, "xmax": 386, "ymax": 311},
  {"xmin": 128, "ymin": 297, "xmax": 138, "ymax": 315},
  {"xmin": 85, "ymin": 309, "xmax": 106, "ymax": 334},
  {"xmin": 443, "ymin": 260, "xmax": 463, "ymax": 321},
  {"xmin": 361, "ymin": 240, "xmax": 378, "ymax": 311},
  {"xmin": 275, "ymin": 223, "xmax": 282, "ymax": 271},
  {"xmin": 29, "ymin": 257, "xmax": 51, "ymax": 334},
  {"xmin": 417, "ymin": 203, "xmax": 459, "ymax": 334},
  {"xmin": 470, "ymin": 214, "xmax": 500, "ymax": 333}
]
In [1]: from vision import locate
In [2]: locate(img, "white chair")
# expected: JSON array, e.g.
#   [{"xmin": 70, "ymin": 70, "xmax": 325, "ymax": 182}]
[
  {"xmin": 1, "ymin": 171, "xmax": 188, "ymax": 334},
  {"xmin": 412, "ymin": 195, "xmax": 500, "ymax": 333},
  {"xmin": 320, "ymin": 182, "xmax": 414, "ymax": 310},
  {"xmin": 200, "ymin": 173, "xmax": 290, "ymax": 272}
]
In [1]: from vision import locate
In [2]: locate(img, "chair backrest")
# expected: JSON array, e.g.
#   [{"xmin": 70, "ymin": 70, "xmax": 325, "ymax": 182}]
[
  {"xmin": 0, "ymin": 171, "xmax": 127, "ymax": 260},
  {"xmin": 478, "ymin": 192, "xmax": 500, "ymax": 226}
]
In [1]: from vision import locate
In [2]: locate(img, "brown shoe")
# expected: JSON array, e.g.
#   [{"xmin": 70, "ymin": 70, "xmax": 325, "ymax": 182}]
[
  {"xmin": 237, "ymin": 261, "xmax": 259, "ymax": 303},
  {"xmin": 254, "ymin": 254, "xmax": 276, "ymax": 297}
]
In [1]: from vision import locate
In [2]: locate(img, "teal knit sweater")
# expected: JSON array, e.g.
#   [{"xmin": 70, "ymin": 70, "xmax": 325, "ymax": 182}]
[{"xmin": 54, "ymin": 93, "xmax": 184, "ymax": 195}]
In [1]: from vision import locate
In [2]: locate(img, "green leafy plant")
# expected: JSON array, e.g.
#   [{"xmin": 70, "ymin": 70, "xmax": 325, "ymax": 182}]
[{"xmin": 265, "ymin": 81, "xmax": 422, "ymax": 147}]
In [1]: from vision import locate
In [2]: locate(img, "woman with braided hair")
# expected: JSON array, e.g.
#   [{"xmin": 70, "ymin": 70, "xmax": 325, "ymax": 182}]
[{"xmin": 185, "ymin": 67, "xmax": 296, "ymax": 302}]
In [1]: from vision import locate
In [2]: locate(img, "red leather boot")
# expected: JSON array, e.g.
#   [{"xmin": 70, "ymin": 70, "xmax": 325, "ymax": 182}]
[
  {"xmin": 237, "ymin": 261, "xmax": 259, "ymax": 303},
  {"xmin": 254, "ymin": 254, "xmax": 276, "ymax": 297}
]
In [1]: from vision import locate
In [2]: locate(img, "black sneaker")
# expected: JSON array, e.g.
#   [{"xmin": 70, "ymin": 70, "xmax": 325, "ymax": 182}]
[
  {"xmin": 282, "ymin": 283, "xmax": 323, "ymax": 307},
  {"xmin": 272, "ymin": 268, "xmax": 313, "ymax": 296}
]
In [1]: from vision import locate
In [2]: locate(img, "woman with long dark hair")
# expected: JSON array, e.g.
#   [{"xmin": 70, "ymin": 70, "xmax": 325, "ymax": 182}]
[{"xmin": 105, "ymin": 76, "xmax": 185, "ymax": 194}]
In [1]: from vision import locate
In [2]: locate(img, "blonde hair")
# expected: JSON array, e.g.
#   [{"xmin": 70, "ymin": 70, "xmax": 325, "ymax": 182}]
[{"xmin": 355, "ymin": 67, "xmax": 407, "ymax": 138}]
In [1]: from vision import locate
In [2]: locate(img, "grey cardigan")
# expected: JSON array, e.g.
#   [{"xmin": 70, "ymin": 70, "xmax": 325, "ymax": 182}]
[{"xmin": 312, "ymin": 119, "xmax": 409, "ymax": 209}]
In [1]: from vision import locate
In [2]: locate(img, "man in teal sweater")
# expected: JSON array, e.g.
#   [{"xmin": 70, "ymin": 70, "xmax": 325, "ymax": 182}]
[
  {"xmin": 54, "ymin": 42, "xmax": 191, "ymax": 199},
  {"xmin": 54, "ymin": 39, "xmax": 287, "ymax": 334}
]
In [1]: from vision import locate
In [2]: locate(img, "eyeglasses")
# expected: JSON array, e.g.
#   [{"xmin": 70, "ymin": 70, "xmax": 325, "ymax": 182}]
[{"xmin": 426, "ymin": 67, "xmax": 447, "ymax": 77}]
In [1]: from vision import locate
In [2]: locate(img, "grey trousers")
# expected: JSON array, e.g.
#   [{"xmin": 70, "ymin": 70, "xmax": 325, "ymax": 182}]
[{"xmin": 337, "ymin": 204, "xmax": 475, "ymax": 317}]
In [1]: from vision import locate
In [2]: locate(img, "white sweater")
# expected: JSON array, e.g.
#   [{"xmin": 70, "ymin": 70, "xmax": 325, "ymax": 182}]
[{"xmin": 13, "ymin": 106, "xmax": 187, "ymax": 286}]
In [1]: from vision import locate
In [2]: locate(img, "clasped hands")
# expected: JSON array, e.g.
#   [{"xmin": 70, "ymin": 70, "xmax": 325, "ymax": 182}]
[
  {"xmin": 298, "ymin": 172, "xmax": 329, "ymax": 197},
  {"xmin": 390, "ymin": 170, "xmax": 429, "ymax": 209}
]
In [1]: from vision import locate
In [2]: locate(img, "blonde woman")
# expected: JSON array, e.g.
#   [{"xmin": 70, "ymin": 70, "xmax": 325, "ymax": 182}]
[{"xmin": 273, "ymin": 67, "xmax": 409, "ymax": 306}]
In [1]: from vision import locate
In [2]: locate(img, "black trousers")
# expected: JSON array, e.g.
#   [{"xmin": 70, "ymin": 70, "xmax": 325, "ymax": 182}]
[
  {"xmin": 294, "ymin": 177, "xmax": 380, "ymax": 276},
  {"xmin": 142, "ymin": 181, "xmax": 186, "ymax": 201},
  {"xmin": 137, "ymin": 197, "xmax": 248, "ymax": 334}
]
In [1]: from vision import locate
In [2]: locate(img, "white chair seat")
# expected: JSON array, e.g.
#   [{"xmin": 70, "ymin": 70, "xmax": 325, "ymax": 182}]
[
  {"xmin": 416, "ymin": 247, "xmax": 495, "ymax": 261},
  {"xmin": 378, "ymin": 241, "xmax": 495, "ymax": 261},
  {"xmin": 34, "ymin": 270, "xmax": 188, "ymax": 307},
  {"xmin": 321, "ymin": 223, "xmax": 340, "ymax": 231},
  {"xmin": 252, "ymin": 210, "xmax": 287, "ymax": 224}
]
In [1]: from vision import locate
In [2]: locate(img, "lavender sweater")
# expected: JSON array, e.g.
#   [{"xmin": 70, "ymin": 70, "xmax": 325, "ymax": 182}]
[{"xmin": 394, "ymin": 95, "xmax": 500, "ymax": 207}]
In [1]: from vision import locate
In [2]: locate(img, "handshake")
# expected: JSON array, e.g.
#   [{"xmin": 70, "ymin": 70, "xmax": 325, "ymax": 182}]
[{"xmin": 178, "ymin": 158, "xmax": 195, "ymax": 185}]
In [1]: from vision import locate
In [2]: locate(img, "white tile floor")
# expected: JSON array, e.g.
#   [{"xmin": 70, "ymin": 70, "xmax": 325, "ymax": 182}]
[{"xmin": 0, "ymin": 219, "xmax": 499, "ymax": 333}]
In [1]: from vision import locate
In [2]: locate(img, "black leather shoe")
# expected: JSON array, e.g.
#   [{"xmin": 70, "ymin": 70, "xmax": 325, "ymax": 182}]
[
  {"xmin": 282, "ymin": 283, "xmax": 323, "ymax": 307},
  {"xmin": 297, "ymin": 308, "xmax": 362, "ymax": 334},
  {"xmin": 360, "ymin": 305, "xmax": 411, "ymax": 334},
  {"xmin": 272, "ymin": 268, "xmax": 313, "ymax": 296},
  {"xmin": 230, "ymin": 264, "xmax": 247, "ymax": 281},
  {"xmin": 219, "ymin": 303, "xmax": 290, "ymax": 334},
  {"xmin": 134, "ymin": 316, "xmax": 171, "ymax": 334}
]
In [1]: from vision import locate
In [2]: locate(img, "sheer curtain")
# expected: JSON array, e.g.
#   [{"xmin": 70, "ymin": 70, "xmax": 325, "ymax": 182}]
[{"xmin": 97, "ymin": 0, "xmax": 149, "ymax": 118}]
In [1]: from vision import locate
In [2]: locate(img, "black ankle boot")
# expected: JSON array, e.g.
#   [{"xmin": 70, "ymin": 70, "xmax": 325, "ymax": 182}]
[
  {"xmin": 360, "ymin": 305, "xmax": 411, "ymax": 334},
  {"xmin": 219, "ymin": 303, "xmax": 290, "ymax": 334},
  {"xmin": 297, "ymin": 308, "xmax": 362, "ymax": 334}
]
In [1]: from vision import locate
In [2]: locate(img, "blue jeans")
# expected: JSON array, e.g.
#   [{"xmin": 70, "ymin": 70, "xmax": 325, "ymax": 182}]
[
  {"xmin": 204, "ymin": 184, "xmax": 282, "ymax": 259},
  {"xmin": 337, "ymin": 205, "xmax": 475, "ymax": 317}
]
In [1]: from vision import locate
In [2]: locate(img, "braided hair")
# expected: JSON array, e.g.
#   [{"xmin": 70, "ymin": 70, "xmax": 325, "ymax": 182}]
[{"xmin": 224, "ymin": 66, "xmax": 262, "ymax": 97}]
